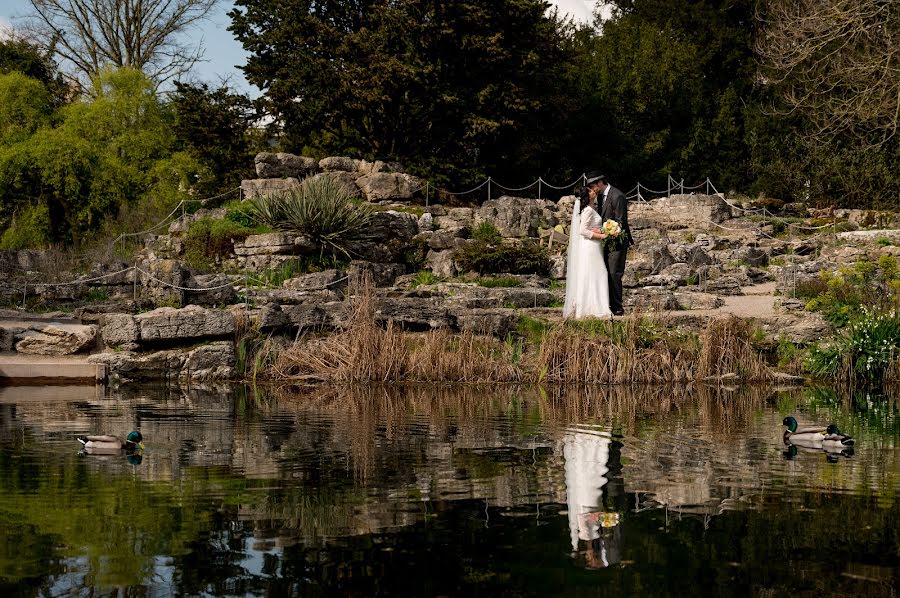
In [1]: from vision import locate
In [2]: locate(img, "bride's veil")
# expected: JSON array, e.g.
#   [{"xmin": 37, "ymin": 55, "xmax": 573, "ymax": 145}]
[{"xmin": 562, "ymin": 198, "xmax": 581, "ymax": 318}]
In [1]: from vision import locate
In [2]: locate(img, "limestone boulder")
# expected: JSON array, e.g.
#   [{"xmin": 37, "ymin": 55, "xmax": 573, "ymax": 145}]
[
  {"xmin": 185, "ymin": 274, "xmax": 237, "ymax": 306},
  {"xmin": 451, "ymin": 308, "xmax": 518, "ymax": 338},
  {"xmin": 475, "ymin": 196, "xmax": 556, "ymax": 238},
  {"xmin": 255, "ymin": 152, "xmax": 318, "ymax": 179},
  {"xmin": 280, "ymin": 302, "xmax": 345, "ymax": 330},
  {"xmin": 139, "ymin": 258, "xmax": 189, "ymax": 306},
  {"xmin": 357, "ymin": 159, "xmax": 403, "ymax": 175},
  {"xmin": 672, "ymin": 291, "xmax": 725, "ymax": 310},
  {"xmin": 549, "ymin": 254, "xmax": 566, "ymax": 280},
  {"xmin": 240, "ymin": 178, "xmax": 300, "ymax": 200},
  {"xmin": 366, "ymin": 210, "xmax": 420, "ymax": 244},
  {"xmin": 282, "ymin": 270, "xmax": 347, "ymax": 292},
  {"xmin": 234, "ymin": 233, "xmax": 315, "ymax": 256},
  {"xmin": 182, "ymin": 342, "xmax": 236, "ymax": 381},
  {"xmin": 374, "ymin": 297, "xmax": 453, "ymax": 330},
  {"xmin": 136, "ymin": 305, "xmax": 234, "ymax": 344},
  {"xmin": 426, "ymin": 249, "xmax": 458, "ymax": 278},
  {"xmin": 670, "ymin": 244, "xmax": 713, "ymax": 268},
  {"xmin": 100, "ymin": 314, "xmax": 140, "ymax": 350},
  {"xmin": 349, "ymin": 261, "xmax": 405, "ymax": 287},
  {"xmin": 425, "ymin": 230, "xmax": 467, "ymax": 251},
  {"xmin": 356, "ymin": 173, "xmax": 421, "ymax": 201},
  {"xmin": 319, "ymin": 156, "xmax": 361, "ymax": 172},
  {"xmin": 15, "ymin": 325, "xmax": 98, "ymax": 355},
  {"xmin": 418, "ymin": 212, "xmax": 434, "ymax": 233},
  {"xmin": 309, "ymin": 171, "xmax": 362, "ymax": 198}
]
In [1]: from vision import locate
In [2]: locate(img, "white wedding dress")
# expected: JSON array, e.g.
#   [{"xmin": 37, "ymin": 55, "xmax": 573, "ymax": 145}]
[{"xmin": 563, "ymin": 200, "xmax": 612, "ymax": 319}]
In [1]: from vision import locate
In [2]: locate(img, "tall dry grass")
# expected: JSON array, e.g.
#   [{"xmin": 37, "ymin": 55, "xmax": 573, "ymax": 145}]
[
  {"xmin": 697, "ymin": 316, "xmax": 772, "ymax": 381},
  {"xmin": 269, "ymin": 275, "xmax": 774, "ymax": 384}
]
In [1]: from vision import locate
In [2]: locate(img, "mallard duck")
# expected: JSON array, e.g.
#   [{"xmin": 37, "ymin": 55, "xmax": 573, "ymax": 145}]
[
  {"xmin": 823, "ymin": 424, "xmax": 855, "ymax": 448},
  {"xmin": 77, "ymin": 431, "xmax": 144, "ymax": 454},
  {"xmin": 782, "ymin": 416, "xmax": 827, "ymax": 443}
]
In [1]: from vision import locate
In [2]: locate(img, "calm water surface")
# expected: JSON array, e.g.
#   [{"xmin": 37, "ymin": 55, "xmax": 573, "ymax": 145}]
[{"xmin": 0, "ymin": 383, "xmax": 898, "ymax": 596}]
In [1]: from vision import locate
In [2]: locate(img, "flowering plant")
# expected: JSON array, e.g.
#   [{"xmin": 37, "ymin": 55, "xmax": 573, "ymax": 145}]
[{"xmin": 600, "ymin": 219, "xmax": 628, "ymax": 249}]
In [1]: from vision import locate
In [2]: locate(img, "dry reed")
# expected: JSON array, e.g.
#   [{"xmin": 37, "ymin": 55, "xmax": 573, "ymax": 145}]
[
  {"xmin": 697, "ymin": 316, "xmax": 773, "ymax": 381},
  {"xmin": 269, "ymin": 276, "xmax": 774, "ymax": 384}
]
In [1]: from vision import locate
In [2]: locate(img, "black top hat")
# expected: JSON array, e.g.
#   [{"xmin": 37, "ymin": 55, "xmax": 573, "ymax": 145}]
[{"xmin": 585, "ymin": 171, "xmax": 607, "ymax": 185}]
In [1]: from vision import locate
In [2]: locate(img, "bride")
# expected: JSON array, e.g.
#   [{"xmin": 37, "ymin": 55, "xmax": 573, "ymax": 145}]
[{"xmin": 562, "ymin": 189, "xmax": 612, "ymax": 319}]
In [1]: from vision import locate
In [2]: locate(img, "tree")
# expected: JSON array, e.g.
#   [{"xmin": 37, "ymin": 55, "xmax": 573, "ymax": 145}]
[
  {"xmin": 24, "ymin": 0, "xmax": 218, "ymax": 88},
  {"xmin": 0, "ymin": 37, "xmax": 70, "ymax": 107},
  {"xmin": 0, "ymin": 72, "xmax": 52, "ymax": 145},
  {"xmin": 229, "ymin": 0, "xmax": 575, "ymax": 184},
  {"xmin": 0, "ymin": 68, "xmax": 203, "ymax": 246},
  {"xmin": 756, "ymin": 0, "xmax": 900, "ymax": 146},
  {"xmin": 171, "ymin": 82, "xmax": 259, "ymax": 196}
]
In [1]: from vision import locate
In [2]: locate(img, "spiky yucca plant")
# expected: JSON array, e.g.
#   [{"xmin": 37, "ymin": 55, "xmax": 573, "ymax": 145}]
[{"xmin": 248, "ymin": 176, "xmax": 374, "ymax": 257}]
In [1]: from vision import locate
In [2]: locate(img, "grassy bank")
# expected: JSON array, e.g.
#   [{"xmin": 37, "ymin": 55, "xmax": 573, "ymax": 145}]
[{"xmin": 265, "ymin": 276, "xmax": 776, "ymax": 384}]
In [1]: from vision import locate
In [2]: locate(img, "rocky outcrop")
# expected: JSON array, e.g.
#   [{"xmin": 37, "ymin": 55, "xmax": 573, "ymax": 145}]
[
  {"xmin": 475, "ymin": 196, "xmax": 558, "ymax": 238},
  {"xmin": 89, "ymin": 341, "xmax": 235, "ymax": 382},
  {"xmin": 240, "ymin": 178, "xmax": 300, "ymax": 200},
  {"xmin": 255, "ymin": 152, "xmax": 318, "ymax": 179},
  {"xmin": 136, "ymin": 306, "xmax": 234, "ymax": 344},
  {"xmin": 356, "ymin": 173, "xmax": 421, "ymax": 202},
  {"xmin": 15, "ymin": 324, "xmax": 97, "ymax": 355}
]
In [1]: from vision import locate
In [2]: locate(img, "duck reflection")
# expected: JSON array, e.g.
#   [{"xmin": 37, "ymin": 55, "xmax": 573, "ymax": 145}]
[
  {"xmin": 782, "ymin": 443, "xmax": 854, "ymax": 463},
  {"xmin": 563, "ymin": 428, "xmax": 625, "ymax": 569}
]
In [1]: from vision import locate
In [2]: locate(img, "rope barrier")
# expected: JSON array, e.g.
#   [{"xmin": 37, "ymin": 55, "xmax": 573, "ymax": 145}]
[
  {"xmin": 538, "ymin": 174, "xmax": 587, "ymax": 190},
  {"xmin": 492, "ymin": 179, "xmax": 539, "ymax": 192},
  {"xmin": 45, "ymin": 267, "xmax": 136, "ymax": 286},
  {"xmin": 134, "ymin": 268, "xmax": 239, "ymax": 292}
]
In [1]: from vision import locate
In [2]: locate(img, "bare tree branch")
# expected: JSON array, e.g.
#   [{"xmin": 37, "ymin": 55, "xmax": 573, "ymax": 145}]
[
  {"xmin": 22, "ymin": 0, "xmax": 217, "ymax": 89},
  {"xmin": 756, "ymin": 0, "xmax": 900, "ymax": 145}
]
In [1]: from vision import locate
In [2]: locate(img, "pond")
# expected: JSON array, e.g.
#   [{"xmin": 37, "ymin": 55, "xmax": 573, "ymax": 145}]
[{"xmin": 0, "ymin": 383, "xmax": 898, "ymax": 596}]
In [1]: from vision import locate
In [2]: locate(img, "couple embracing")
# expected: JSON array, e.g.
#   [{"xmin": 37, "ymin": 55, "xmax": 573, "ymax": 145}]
[{"xmin": 563, "ymin": 171, "xmax": 633, "ymax": 319}]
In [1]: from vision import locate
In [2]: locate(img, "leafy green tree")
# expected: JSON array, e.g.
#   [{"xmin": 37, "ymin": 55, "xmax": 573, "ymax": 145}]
[
  {"xmin": 229, "ymin": 0, "xmax": 574, "ymax": 184},
  {"xmin": 0, "ymin": 72, "xmax": 52, "ymax": 145},
  {"xmin": 0, "ymin": 37, "xmax": 69, "ymax": 108},
  {"xmin": 171, "ymin": 82, "xmax": 259, "ymax": 196},
  {"xmin": 0, "ymin": 68, "xmax": 203, "ymax": 247}
]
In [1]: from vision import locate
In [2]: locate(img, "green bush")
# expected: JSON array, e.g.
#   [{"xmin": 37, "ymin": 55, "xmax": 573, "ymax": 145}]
[
  {"xmin": 224, "ymin": 200, "xmax": 258, "ymax": 228},
  {"xmin": 410, "ymin": 270, "xmax": 441, "ymax": 288},
  {"xmin": 472, "ymin": 220, "xmax": 502, "ymax": 243},
  {"xmin": 476, "ymin": 276, "xmax": 522, "ymax": 288},
  {"xmin": 0, "ymin": 202, "xmax": 50, "ymax": 249},
  {"xmin": 184, "ymin": 217, "xmax": 260, "ymax": 272},
  {"xmin": 246, "ymin": 175, "xmax": 373, "ymax": 258},
  {"xmin": 806, "ymin": 308, "xmax": 900, "ymax": 383},
  {"xmin": 803, "ymin": 257, "xmax": 900, "ymax": 326},
  {"xmin": 453, "ymin": 240, "xmax": 550, "ymax": 275}
]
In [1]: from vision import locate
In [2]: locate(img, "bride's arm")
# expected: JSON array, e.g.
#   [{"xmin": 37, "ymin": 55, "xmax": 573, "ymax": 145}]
[{"xmin": 579, "ymin": 209, "xmax": 597, "ymax": 239}]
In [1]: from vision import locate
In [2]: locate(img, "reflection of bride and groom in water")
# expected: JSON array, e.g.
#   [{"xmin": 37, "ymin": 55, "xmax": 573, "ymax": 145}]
[{"xmin": 563, "ymin": 428, "xmax": 625, "ymax": 569}]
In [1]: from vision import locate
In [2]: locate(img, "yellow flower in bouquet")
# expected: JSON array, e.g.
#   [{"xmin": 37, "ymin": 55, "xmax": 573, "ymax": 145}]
[{"xmin": 601, "ymin": 219, "xmax": 622, "ymax": 238}]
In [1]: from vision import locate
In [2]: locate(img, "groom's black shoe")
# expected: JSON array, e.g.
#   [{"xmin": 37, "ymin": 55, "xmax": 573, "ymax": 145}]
[{"xmin": 613, "ymin": 311, "xmax": 625, "ymax": 317}]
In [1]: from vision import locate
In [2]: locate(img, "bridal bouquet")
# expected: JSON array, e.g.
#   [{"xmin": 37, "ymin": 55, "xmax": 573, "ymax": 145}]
[{"xmin": 601, "ymin": 219, "xmax": 628, "ymax": 249}]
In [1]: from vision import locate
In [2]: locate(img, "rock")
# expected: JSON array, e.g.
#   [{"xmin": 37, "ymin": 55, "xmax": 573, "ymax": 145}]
[
  {"xmin": 348, "ymin": 261, "xmax": 405, "ymax": 287},
  {"xmin": 309, "ymin": 171, "xmax": 361, "ymax": 198},
  {"xmin": 366, "ymin": 210, "xmax": 420, "ymax": 243},
  {"xmin": 757, "ymin": 313, "xmax": 832, "ymax": 344},
  {"xmin": 282, "ymin": 270, "xmax": 347, "ymax": 292},
  {"xmin": 255, "ymin": 303, "xmax": 289, "ymax": 330},
  {"xmin": 182, "ymin": 341, "xmax": 236, "ymax": 381},
  {"xmin": 356, "ymin": 173, "xmax": 421, "ymax": 201},
  {"xmin": 357, "ymin": 159, "xmax": 403, "ymax": 175},
  {"xmin": 549, "ymin": 254, "xmax": 566, "ymax": 279},
  {"xmin": 15, "ymin": 325, "xmax": 98, "ymax": 355},
  {"xmin": 703, "ymin": 275, "xmax": 743, "ymax": 295},
  {"xmin": 136, "ymin": 306, "xmax": 234, "ymax": 344},
  {"xmin": 234, "ymin": 233, "xmax": 315, "ymax": 256},
  {"xmin": 670, "ymin": 244, "xmax": 713, "ymax": 267},
  {"xmin": 0, "ymin": 326, "xmax": 21, "ymax": 351},
  {"xmin": 375, "ymin": 297, "xmax": 453, "ymax": 330},
  {"xmin": 185, "ymin": 274, "xmax": 237, "ymax": 306},
  {"xmin": 426, "ymin": 230, "xmax": 467, "ymax": 251},
  {"xmin": 139, "ymin": 258, "xmax": 189, "ymax": 306},
  {"xmin": 730, "ymin": 246, "xmax": 769, "ymax": 267},
  {"xmin": 426, "ymin": 249, "xmax": 458, "ymax": 278},
  {"xmin": 240, "ymin": 177, "xmax": 301, "ymax": 200},
  {"xmin": 837, "ymin": 229, "xmax": 900, "ymax": 242},
  {"xmin": 251, "ymin": 288, "xmax": 341, "ymax": 306},
  {"xmin": 635, "ymin": 239, "xmax": 675, "ymax": 274},
  {"xmin": 319, "ymin": 156, "xmax": 361, "ymax": 172},
  {"xmin": 475, "ymin": 196, "xmax": 556, "ymax": 238},
  {"xmin": 255, "ymin": 152, "xmax": 318, "ymax": 178},
  {"xmin": 672, "ymin": 291, "xmax": 724, "ymax": 310},
  {"xmin": 100, "ymin": 313, "xmax": 140, "ymax": 350},
  {"xmin": 451, "ymin": 308, "xmax": 518, "ymax": 338},
  {"xmin": 418, "ymin": 212, "xmax": 434, "ymax": 233},
  {"xmin": 280, "ymin": 302, "xmax": 344, "ymax": 330},
  {"xmin": 435, "ymin": 207, "xmax": 475, "ymax": 234}
]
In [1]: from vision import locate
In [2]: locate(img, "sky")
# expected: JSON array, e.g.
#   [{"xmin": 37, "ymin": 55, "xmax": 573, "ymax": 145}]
[{"xmin": 0, "ymin": 1, "xmax": 604, "ymax": 96}]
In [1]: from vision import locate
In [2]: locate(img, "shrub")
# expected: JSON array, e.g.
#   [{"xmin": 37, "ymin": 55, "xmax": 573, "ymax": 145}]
[
  {"xmin": 472, "ymin": 220, "xmax": 502, "ymax": 243},
  {"xmin": 806, "ymin": 308, "xmax": 900, "ymax": 384},
  {"xmin": 803, "ymin": 257, "xmax": 900, "ymax": 326},
  {"xmin": 0, "ymin": 202, "xmax": 51, "ymax": 250},
  {"xmin": 410, "ymin": 270, "xmax": 440, "ymax": 288},
  {"xmin": 453, "ymin": 240, "xmax": 550, "ymax": 275},
  {"xmin": 246, "ymin": 175, "xmax": 373, "ymax": 258},
  {"xmin": 184, "ymin": 217, "xmax": 259, "ymax": 272},
  {"xmin": 475, "ymin": 276, "xmax": 522, "ymax": 288}
]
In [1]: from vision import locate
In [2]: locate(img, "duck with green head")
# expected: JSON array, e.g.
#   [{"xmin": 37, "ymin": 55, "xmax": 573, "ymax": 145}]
[
  {"xmin": 77, "ymin": 431, "xmax": 144, "ymax": 455},
  {"xmin": 782, "ymin": 416, "xmax": 855, "ymax": 449}
]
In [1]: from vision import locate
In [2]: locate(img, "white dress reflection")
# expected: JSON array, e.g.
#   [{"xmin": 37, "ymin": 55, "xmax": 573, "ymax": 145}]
[{"xmin": 563, "ymin": 428, "xmax": 623, "ymax": 569}]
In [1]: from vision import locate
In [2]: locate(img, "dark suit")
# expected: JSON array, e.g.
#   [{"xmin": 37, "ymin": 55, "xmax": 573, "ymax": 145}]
[{"xmin": 598, "ymin": 185, "xmax": 632, "ymax": 315}]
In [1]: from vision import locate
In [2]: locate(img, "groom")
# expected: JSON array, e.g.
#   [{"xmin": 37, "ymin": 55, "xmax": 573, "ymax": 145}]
[{"xmin": 585, "ymin": 171, "xmax": 632, "ymax": 316}]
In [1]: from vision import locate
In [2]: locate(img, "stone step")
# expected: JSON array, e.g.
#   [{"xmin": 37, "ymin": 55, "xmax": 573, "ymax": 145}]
[{"xmin": 0, "ymin": 355, "xmax": 105, "ymax": 384}]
